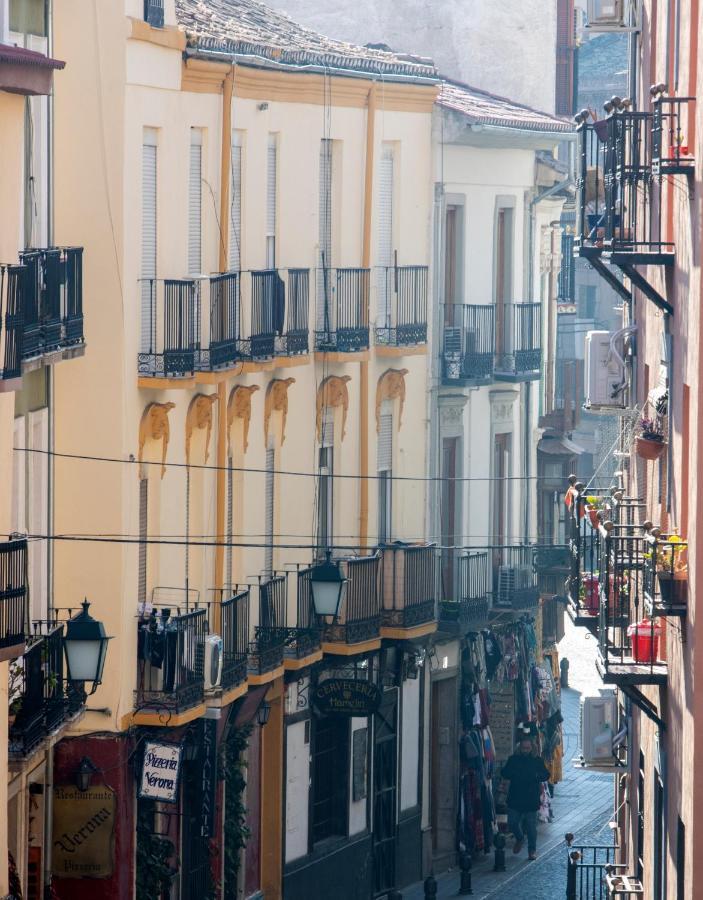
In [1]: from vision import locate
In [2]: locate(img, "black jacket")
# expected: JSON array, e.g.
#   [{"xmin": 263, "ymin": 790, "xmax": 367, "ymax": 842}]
[{"xmin": 501, "ymin": 753, "xmax": 550, "ymax": 812}]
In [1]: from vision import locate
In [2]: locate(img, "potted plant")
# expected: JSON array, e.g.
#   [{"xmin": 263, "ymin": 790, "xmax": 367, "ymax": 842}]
[
  {"xmin": 8, "ymin": 661, "xmax": 24, "ymax": 729},
  {"xmin": 655, "ymin": 535, "xmax": 687, "ymax": 606},
  {"xmin": 635, "ymin": 417, "xmax": 666, "ymax": 461},
  {"xmin": 585, "ymin": 496, "xmax": 603, "ymax": 529}
]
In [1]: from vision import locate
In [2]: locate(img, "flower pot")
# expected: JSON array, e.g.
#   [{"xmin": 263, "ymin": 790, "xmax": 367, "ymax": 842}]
[
  {"xmin": 636, "ymin": 436, "xmax": 666, "ymax": 461},
  {"xmin": 657, "ymin": 572, "xmax": 688, "ymax": 607},
  {"xmin": 627, "ymin": 618, "xmax": 661, "ymax": 664}
]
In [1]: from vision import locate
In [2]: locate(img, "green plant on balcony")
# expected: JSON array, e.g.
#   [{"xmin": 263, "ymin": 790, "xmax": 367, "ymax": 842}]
[
  {"xmin": 585, "ymin": 495, "xmax": 604, "ymax": 528},
  {"xmin": 648, "ymin": 535, "xmax": 687, "ymax": 606},
  {"xmin": 8, "ymin": 661, "xmax": 23, "ymax": 725},
  {"xmin": 636, "ymin": 416, "xmax": 666, "ymax": 461}
]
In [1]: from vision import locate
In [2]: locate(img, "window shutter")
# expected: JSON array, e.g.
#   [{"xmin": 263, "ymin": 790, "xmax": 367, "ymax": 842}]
[
  {"xmin": 188, "ymin": 129, "xmax": 202, "ymax": 276},
  {"xmin": 226, "ymin": 460, "xmax": 233, "ymax": 590},
  {"xmin": 320, "ymin": 406, "xmax": 335, "ymax": 449},
  {"xmin": 378, "ymin": 411, "xmax": 393, "ymax": 472},
  {"xmin": 317, "ymin": 138, "xmax": 333, "ymax": 333},
  {"xmin": 376, "ymin": 144, "xmax": 395, "ymax": 326},
  {"xmin": 265, "ymin": 447, "xmax": 275, "ymax": 574},
  {"xmin": 11, "ymin": 416, "xmax": 25, "ymax": 535},
  {"xmin": 138, "ymin": 478, "xmax": 148, "ymax": 605},
  {"xmin": 266, "ymin": 135, "xmax": 277, "ymax": 268},
  {"xmin": 141, "ymin": 132, "xmax": 157, "ymax": 353},
  {"xmin": 27, "ymin": 408, "xmax": 48, "ymax": 620},
  {"xmin": 229, "ymin": 132, "xmax": 243, "ymax": 271}
]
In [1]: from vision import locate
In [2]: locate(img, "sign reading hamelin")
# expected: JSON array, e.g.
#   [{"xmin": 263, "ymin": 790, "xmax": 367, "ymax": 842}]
[
  {"xmin": 139, "ymin": 740, "xmax": 183, "ymax": 803},
  {"xmin": 312, "ymin": 678, "xmax": 382, "ymax": 716},
  {"xmin": 52, "ymin": 785, "xmax": 115, "ymax": 879}
]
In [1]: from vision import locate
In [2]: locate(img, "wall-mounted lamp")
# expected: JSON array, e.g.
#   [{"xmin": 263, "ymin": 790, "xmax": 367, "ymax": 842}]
[
  {"xmin": 75, "ymin": 756, "xmax": 99, "ymax": 792},
  {"xmin": 257, "ymin": 700, "xmax": 271, "ymax": 727}
]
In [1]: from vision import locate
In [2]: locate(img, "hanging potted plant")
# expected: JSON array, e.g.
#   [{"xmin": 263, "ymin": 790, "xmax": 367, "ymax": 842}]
[
  {"xmin": 635, "ymin": 416, "xmax": 666, "ymax": 461},
  {"xmin": 655, "ymin": 535, "xmax": 688, "ymax": 607},
  {"xmin": 584, "ymin": 496, "xmax": 603, "ymax": 529}
]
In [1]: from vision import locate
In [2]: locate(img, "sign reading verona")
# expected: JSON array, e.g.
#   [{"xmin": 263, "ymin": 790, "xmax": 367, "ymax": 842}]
[
  {"xmin": 52, "ymin": 786, "xmax": 116, "ymax": 879},
  {"xmin": 312, "ymin": 678, "xmax": 382, "ymax": 716},
  {"xmin": 139, "ymin": 741, "xmax": 183, "ymax": 803}
]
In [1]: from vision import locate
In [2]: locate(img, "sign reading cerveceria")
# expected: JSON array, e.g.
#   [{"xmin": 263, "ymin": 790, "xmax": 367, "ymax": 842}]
[
  {"xmin": 52, "ymin": 785, "xmax": 115, "ymax": 878},
  {"xmin": 312, "ymin": 678, "xmax": 382, "ymax": 716},
  {"xmin": 139, "ymin": 740, "xmax": 183, "ymax": 802}
]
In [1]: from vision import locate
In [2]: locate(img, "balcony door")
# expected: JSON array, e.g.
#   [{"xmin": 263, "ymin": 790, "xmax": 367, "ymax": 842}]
[
  {"xmin": 441, "ymin": 436, "xmax": 459, "ymax": 601},
  {"xmin": 492, "ymin": 433, "xmax": 511, "ymax": 579},
  {"xmin": 495, "ymin": 207, "xmax": 513, "ymax": 358},
  {"xmin": 373, "ymin": 689, "xmax": 398, "ymax": 895},
  {"xmin": 443, "ymin": 204, "xmax": 463, "ymax": 325}
]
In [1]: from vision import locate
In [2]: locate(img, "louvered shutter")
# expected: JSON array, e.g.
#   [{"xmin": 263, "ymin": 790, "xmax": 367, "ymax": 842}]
[
  {"xmin": 376, "ymin": 144, "xmax": 394, "ymax": 327},
  {"xmin": 265, "ymin": 446, "xmax": 275, "ymax": 574},
  {"xmin": 266, "ymin": 135, "xmax": 277, "ymax": 268},
  {"xmin": 138, "ymin": 478, "xmax": 148, "ymax": 605},
  {"xmin": 229, "ymin": 132, "xmax": 243, "ymax": 271},
  {"xmin": 141, "ymin": 131, "xmax": 157, "ymax": 353},
  {"xmin": 317, "ymin": 139, "xmax": 333, "ymax": 333},
  {"xmin": 12, "ymin": 416, "xmax": 25, "ymax": 535},
  {"xmin": 188, "ymin": 129, "xmax": 202, "ymax": 276},
  {"xmin": 320, "ymin": 406, "xmax": 335, "ymax": 448},
  {"xmin": 378, "ymin": 410, "xmax": 393, "ymax": 472},
  {"xmin": 226, "ymin": 459, "xmax": 233, "ymax": 589},
  {"xmin": 28, "ymin": 408, "xmax": 48, "ymax": 620}
]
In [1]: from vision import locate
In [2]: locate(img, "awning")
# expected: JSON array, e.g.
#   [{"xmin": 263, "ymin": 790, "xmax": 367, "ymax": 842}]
[
  {"xmin": 538, "ymin": 433, "xmax": 586, "ymax": 457},
  {"xmin": 0, "ymin": 43, "xmax": 65, "ymax": 96}
]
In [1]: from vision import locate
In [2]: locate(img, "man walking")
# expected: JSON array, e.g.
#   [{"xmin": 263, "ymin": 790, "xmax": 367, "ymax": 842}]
[{"xmin": 500, "ymin": 736, "xmax": 550, "ymax": 860}]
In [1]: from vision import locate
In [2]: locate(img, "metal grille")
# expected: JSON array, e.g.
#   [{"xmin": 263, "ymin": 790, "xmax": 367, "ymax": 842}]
[
  {"xmin": 442, "ymin": 303, "xmax": 495, "ymax": 383},
  {"xmin": 0, "ymin": 539, "xmax": 27, "ymax": 649},
  {"xmin": 209, "ymin": 271, "xmax": 241, "ymax": 369},
  {"xmin": 221, "ymin": 588, "xmax": 248, "ymax": 691},
  {"xmin": 375, "ymin": 265, "xmax": 428, "ymax": 347},
  {"xmin": 315, "ymin": 267, "xmax": 370, "ymax": 352},
  {"xmin": 0, "ymin": 264, "xmax": 26, "ymax": 380},
  {"xmin": 136, "ymin": 607, "xmax": 206, "ymax": 713}
]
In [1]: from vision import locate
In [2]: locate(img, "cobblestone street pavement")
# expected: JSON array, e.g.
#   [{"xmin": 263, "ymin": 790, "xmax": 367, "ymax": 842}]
[{"xmin": 405, "ymin": 619, "xmax": 615, "ymax": 900}]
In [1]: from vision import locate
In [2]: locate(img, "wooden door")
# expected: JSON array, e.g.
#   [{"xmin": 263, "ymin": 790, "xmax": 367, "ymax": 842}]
[
  {"xmin": 441, "ymin": 437, "xmax": 458, "ymax": 600},
  {"xmin": 430, "ymin": 678, "xmax": 457, "ymax": 866},
  {"xmin": 444, "ymin": 207, "xmax": 458, "ymax": 325}
]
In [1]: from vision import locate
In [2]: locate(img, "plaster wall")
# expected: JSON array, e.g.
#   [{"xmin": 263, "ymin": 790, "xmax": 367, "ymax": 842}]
[
  {"xmin": 400, "ymin": 673, "xmax": 420, "ymax": 810},
  {"xmin": 285, "ymin": 719, "xmax": 309, "ymax": 863}
]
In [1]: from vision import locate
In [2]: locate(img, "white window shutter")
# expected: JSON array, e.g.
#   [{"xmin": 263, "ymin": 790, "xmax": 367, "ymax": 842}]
[
  {"xmin": 28, "ymin": 408, "xmax": 48, "ymax": 621},
  {"xmin": 12, "ymin": 416, "xmax": 25, "ymax": 535},
  {"xmin": 138, "ymin": 478, "xmax": 148, "ymax": 605},
  {"xmin": 266, "ymin": 135, "xmax": 277, "ymax": 268},
  {"xmin": 320, "ymin": 406, "xmax": 335, "ymax": 449},
  {"xmin": 376, "ymin": 144, "xmax": 394, "ymax": 327},
  {"xmin": 229, "ymin": 132, "xmax": 243, "ymax": 271},
  {"xmin": 188, "ymin": 129, "xmax": 202, "ymax": 276},
  {"xmin": 317, "ymin": 139, "xmax": 334, "ymax": 333},
  {"xmin": 141, "ymin": 132, "xmax": 158, "ymax": 353},
  {"xmin": 378, "ymin": 411, "xmax": 393, "ymax": 472},
  {"xmin": 265, "ymin": 447, "xmax": 275, "ymax": 574}
]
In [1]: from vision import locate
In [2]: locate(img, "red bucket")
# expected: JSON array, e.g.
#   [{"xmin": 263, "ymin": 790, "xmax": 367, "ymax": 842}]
[
  {"xmin": 582, "ymin": 574, "xmax": 599, "ymax": 614},
  {"xmin": 627, "ymin": 618, "xmax": 661, "ymax": 664}
]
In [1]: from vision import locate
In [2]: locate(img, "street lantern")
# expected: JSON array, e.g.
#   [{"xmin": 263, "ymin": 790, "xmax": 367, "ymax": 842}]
[
  {"xmin": 309, "ymin": 552, "xmax": 347, "ymax": 618},
  {"xmin": 257, "ymin": 700, "xmax": 271, "ymax": 727},
  {"xmin": 75, "ymin": 756, "xmax": 98, "ymax": 792},
  {"xmin": 63, "ymin": 600, "xmax": 112, "ymax": 693}
]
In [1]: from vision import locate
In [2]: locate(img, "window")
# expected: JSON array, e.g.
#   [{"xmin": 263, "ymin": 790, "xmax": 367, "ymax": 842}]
[
  {"xmin": 376, "ymin": 144, "xmax": 395, "ymax": 328},
  {"xmin": 317, "ymin": 409, "xmax": 334, "ymax": 554},
  {"xmin": 143, "ymin": 0, "xmax": 164, "ymax": 28},
  {"xmin": 265, "ymin": 446, "xmax": 275, "ymax": 575},
  {"xmin": 312, "ymin": 715, "xmax": 349, "ymax": 844},
  {"xmin": 637, "ymin": 751, "xmax": 645, "ymax": 883},
  {"xmin": 229, "ymin": 132, "xmax": 243, "ymax": 272},
  {"xmin": 440, "ymin": 436, "xmax": 459, "ymax": 599},
  {"xmin": 317, "ymin": 138, "xmax": 334, "ymax": 334},
  {"xmin": 653, "ymin": 770, "xmax": 665, "ymax": 900},
  {"xmin": 138, "ymin": 479, "xmax": 148, "ymax": 605},
  {"xmin": 578, "ymin": 284, "xmax": 596, "ymax": 320},
  {"xmin": 226, "ymin": 460, "xmax": 233, "ymax": 589},
  {"xmin": 141, "ymin": 129, "xmax": 158, "ymax": 353},
  {"xmin": 495, "ymin": 206, "xmax": 514, "ymax": 355},
  {"xmin": 378, "ymin": 408, "xmax": 393, "ymax": 543},
  {"xmin": 266, "ymin": 134, "xmax": 277, "ymax": 268},
  {"xmin": 9, "ymin": 0, "xmax": 46, "ymax": 36},
  {"xmin": 443, "ymin": 204, "xmax": 464, "ymax": 313},
  {"xmin": 677, "ymin": 817, "xmax": 685, "ymax": 900},
  {"xmin": 188, "ymin": 129, "xmax": 202, "ymax": 276}
]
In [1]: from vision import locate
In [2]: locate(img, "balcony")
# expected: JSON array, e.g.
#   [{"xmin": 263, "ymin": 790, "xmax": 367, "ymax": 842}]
[
  {"xmin": 220, "ymin": 589, "xmax": 249, "ymax": 695},
  {"xmin": 492, "ymin": 545, "xmax": 541, "ymax": 611},
  {"xmin": 0, "ymin": 538, "xmax": 28, "ymax": 661},
  {"xmin": 321, "ymin": 554, "xmax": 382, "ymax": 652},
  {"xmin": 439, "ymin": 550, "xmax": 490, "ymax": 634},
  {"xmin": 534, "ymin": 543, "xmax": 570, "ymax": 597},
  {"xmin": 379, "ymin": 543, "xmax": 437, "ymax": 637},
  {"xmin": 248, "ymin": 574, "xmax": 287, "ymax": 682},
  {"xmin": 494, "ymin": 302, "xmax": 541, "ymax": 381},
  {"xmin": 136, "ymin": 607, "xmax": 207, "ymax": 721},
  {"xmin": 652, "ymin": 93, "xmax": 695, "ymax": 176},
  {"xmin": 374, "ymin": 265, "xmax": 428, "ymax": 350},
  {"xmin": 643, "ymin": 530, "xmax": 687, "ymax": 618},
  {"xmin": 565, "ymin": 485, "xmax": 609, "ymax": 632},
  {"xmin": 9, "ymin": 624, "xmax": 82, "ymax": 758},
  {"xmin": 315, "ymin": 267, "xmax": 370, "ymax": 354},
  {"xmin": 286, "ymin": 568, "xmax": 322, "ymax": 668},
  {"xmin": 138, "ymin": 268, "xmax": 310, "ymax": 380},
  {"xmin": 144, "ymin": 0, "xmax": 164, "ymax": 27},
  {"xmin": 442, "ymin": 304, "xmax": 495, "ymax": 385}
]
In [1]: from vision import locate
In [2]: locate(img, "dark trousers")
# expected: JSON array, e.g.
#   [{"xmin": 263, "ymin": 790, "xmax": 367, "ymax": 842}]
[{"xmin": 508, "ymin": 808, "xmax": 538, "ymax": 853}]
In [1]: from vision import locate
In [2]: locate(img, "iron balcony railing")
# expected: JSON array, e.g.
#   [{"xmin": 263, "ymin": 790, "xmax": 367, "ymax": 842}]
[
  {"xmin": 249, "ymin": 574, "xmax": 287, "ymax": 675},
  {"xmin": 240, "ymin": 268, "xmax": 310, "ymax": 360},
  {"xmin": 439, "ymin": 549, "xmax": 490, "ymax": 629},
  {"xmin": 491, "ymin": 545, "xmax": 540, "ymax": 610},
  {"xmin": 374, "ymin": 265, "xmax": 428, "ymax": 347},
  {"xmin": 380, "ymin": 543, "xmax": 437, "ymax": 629},
  {"xmin": 220, "ymin": 589, "xmax": 249, "ymax": 692},
  {"xmin": 9, "ymin": 624, "xmax": 80, "ymax": 757},
  {"xmin": 558, "ymin": 233, "xmax": 576, "ymax": 303},
  {"xmin": 494, "ymin": 301, "xmax": 541, "ymax": 379},
  {"xmin": 575, "ymin": 111, "xmax": 673, "ymax": 260},
  {"xmin": 442, "ymin": 303, "xmax": 495, "ymax": 383},
  {"xmin": 315, "ymin": 267, "xmax": 370, "ymax": 353},
  {"xmin": 565, "ymin": 835, "xmax": 619, "ymax": 900},
  {"xmin": 287, "ymin": 567, "xmax": 321, "ymax": 661},
  {"xmin": 138, "ymin": 277, "xmax": 202, "ymax": 377},
  {"xmin": 144, "ymin": 0, "xmax": 164, "ymax": 27},
  {"xmin": 322, "ymin": 553, "xmax": 382, "ymax": 645},
  {"xmin": 651, "ymin": 94, "xmax": 695, "ymax": 176},
  {"xmin": 0, "ymin": 264, "xmax": 26, "ymax": 381},
  {"xmin": 643, "ymin": 529, "xmax": 687, "ymax": 617},
  {"xmin": 0, "ymin": 538, "xmax": 27, "ymax": 652},
  {"xmin": 136, "ymin": 607, "xmax": 207, "ymax": 714}
]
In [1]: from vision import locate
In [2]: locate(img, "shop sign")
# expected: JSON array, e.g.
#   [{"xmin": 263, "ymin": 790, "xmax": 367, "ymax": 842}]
[
  {"xmin": 200, "ymin": 719, "xmax": 217, "ymax": 838},
  {"xmin": 52, "ymin": 785, "xmax": 115, "ymax": 878},
  {"xmin": 139, "ymin": 741, "xmax": 182, "ymax": 802},
  {"xmin": 312, "ymin": 678, "xmax": 381, "ymax": 716}
]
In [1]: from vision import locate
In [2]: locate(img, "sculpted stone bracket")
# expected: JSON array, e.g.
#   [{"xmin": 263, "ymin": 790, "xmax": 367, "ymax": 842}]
[
  {"xmin": 139, "ymin": 402, "xmax": 175, "ymax": 478},
  {"xmin": 185, "ymin": 393, "xmax": 219, "ymax": 465},
  {"xmin": 264, "ymin": 378, "xmax": 295, "ymax": 447},
  {"xmin": 316, "ymin": 375, "xmax": 352, "ymax": 442},
  {"xmin": 376, "ymin": 368, "xmax": 408, "ymax": 433},
  {"xmin": 228, "ymin": 384, "xmax": 260, "ymax": 453}
]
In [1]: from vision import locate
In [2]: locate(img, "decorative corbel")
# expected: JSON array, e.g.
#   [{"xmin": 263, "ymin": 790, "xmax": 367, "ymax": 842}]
[
  {"xmin": 316, "ymin": 375, "xmax": 352, "ymax": 442},
  {"xmin": 264, "ymin": 378, "xmax": 296, "ymax": 447},
  {"xmin": 139, "ymin": 402, "xmax": 176, "ymax": 478},
  {"xmin": 185, "ymin": 393, "xmax": 219, "ymax": 465},
  {"xmin": 227, "ymin": 384, "xmax": 260, "ymax": 453},
  {"xmin": 376, "ymin": 368, "xmax": 409, "ymax": 432}
]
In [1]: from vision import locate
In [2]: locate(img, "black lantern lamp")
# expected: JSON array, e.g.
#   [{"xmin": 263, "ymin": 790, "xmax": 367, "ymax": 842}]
[
  {"xmin": 257, "ymin": 700, "xmax": 271, "ymax": 727},
  {"xmin": 63, "ymin": 600, "xmax": 112, "ymax": 695},
  {"xmin": 75, "ymin": 756, "xmax": 99, "ymax": 792},
  {"xmin": 309, "ymin": 552, "xmax": 347, "ymax": 618}
]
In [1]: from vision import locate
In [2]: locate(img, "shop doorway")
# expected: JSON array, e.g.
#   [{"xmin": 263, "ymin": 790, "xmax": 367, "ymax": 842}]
[
  {"xmin": 430, "ymin": 676, "xmax": 457, "ymax": 870},
  {"xmin": 373, "ymin": 689, "xmax": 398, "ymax": 895}
]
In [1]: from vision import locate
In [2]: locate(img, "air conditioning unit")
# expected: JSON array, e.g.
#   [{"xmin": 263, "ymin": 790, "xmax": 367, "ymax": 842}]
[
  {"xmin": 497, "ymin": 565, "xmax": 535, "ymax": 605},
  {"xmin": 204, "ymin": 634, "xmax": 223, "ymax": 691},
  {"xmin": 586, "ymin": 0, "xmax": 625, "ymax": 28},
  {"xmin": 443, "ymin": 327, "xmax": 462, "ymax": 379},
  {"xmin": 581, "ymin": 693, "xmax": 618, "ymax": 764},
  {"xmin": 584, "ymin": 331, "xmax": 626, "ymax": 410}
]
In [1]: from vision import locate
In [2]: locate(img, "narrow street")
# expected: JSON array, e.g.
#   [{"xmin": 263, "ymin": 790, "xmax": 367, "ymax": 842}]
[{"xmin": 405, "ymin": 620, "xmax": 615, "ymax": 900}]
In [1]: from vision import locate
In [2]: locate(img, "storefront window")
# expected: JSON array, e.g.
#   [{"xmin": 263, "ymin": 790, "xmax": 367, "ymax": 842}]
[{"xmin": 312, "ymin": 715, "xmax": 349, "ymax": 844}]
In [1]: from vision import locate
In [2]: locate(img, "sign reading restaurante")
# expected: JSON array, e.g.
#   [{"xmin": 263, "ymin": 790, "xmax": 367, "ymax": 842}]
[
  {"xmin": 312, "ymin": 678, "xmax": 382, "ymax": 716},
  {"xmin": 52, "ymin": 785, "xmax": 116, "ymax": 878},
  {"xmin": 139, "ymin": 740, "xmax": 183, "ymax": 803}
]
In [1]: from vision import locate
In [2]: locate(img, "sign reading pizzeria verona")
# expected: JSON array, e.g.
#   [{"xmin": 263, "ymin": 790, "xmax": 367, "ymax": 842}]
[
  {"xmin": 139, "ymin": 741, "xmax": 183, "ymax": 802},
  {"xmin": 312, "ymin": 678, "xmax": 382, "ymax": 716},
  {"xmin": 52, "ymin": 785, "xmax": 115, "ymax": 878}
]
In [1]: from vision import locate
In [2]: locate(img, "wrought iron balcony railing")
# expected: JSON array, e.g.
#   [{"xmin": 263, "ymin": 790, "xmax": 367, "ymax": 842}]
[
  {"xmin": 439, "ymin": 549, "xmax": 490, "ymax": 630},
  {"xmin": 564, "ymin": 835, "xmax": 619, "ymax": 900},
  {"xmin": 136, "ymin": 607, "xmax": 206, "ymax": 714},
  {"xmin": 0, "ymin": 538, "xmax": 27, "ymax": 654},
  {"xmin": 249, "ymin": 574, "xmax": 287, "ymax": 676},
  {"xmin": 652, "ymin": 94, "xmax": 695, "ymax": 176},
  {"xmin": 240, "ymin": 268, "xmax": 310, "ymax": 360},
  {"xmin": 138, "ymin": 277, "xmax": 202, "ymax": 377},
  {"xmin": 380, "ymin": 543, "xmax": 437, "ymax": 630},
  {"xmin": 442, "ymin": 303, "xmax": 495, "ymax": 384},
  {"xmin": 494, "ymin": 301, "xmax": 541, "ymax": 380},
  {"xmin": 321, "ymin": 553, "xmax": 382, "ymax": 645},
  {"xmin": 220, "ymin": 589, "xmax": 249, "ymax": 692},
  {"xmin": 492, "ymin": 545, "xmax": 541, "ymax": 610},
  {"xmin": 0, "ymin": 265, "xmax": 25, "ymax": 381},
  {"xmin": 144, "ymin": 0, "xmax": 164, "ymax": 27},
  {"xmin": 315, "ymin": 267, "xmax": 370, "ymax": 353},
  {"xmin": 374, "ymin": 265, "xmax": 428, "ymax": 348},
  {"xmin": 9, "ymin": 623, "xmax": 81, "ymax": 757},
  {"xmin": 643, "ymin": 529, "xmax": 687, "ymax": 617},
  {"xmin": 287, "ymin": 567, "xmax": 321, "ymax": 661}
]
